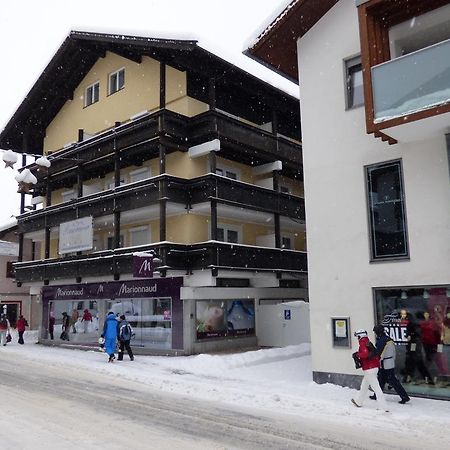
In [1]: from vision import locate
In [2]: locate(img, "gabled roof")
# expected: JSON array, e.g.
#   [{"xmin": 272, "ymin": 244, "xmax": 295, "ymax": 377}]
[
  {"xmin": 246, "ymin": 0, "xmax": 339, "ymax": 82},
  {"xmin": 0, "ymin": 30, "xmax": 298, "ymax": 153}
]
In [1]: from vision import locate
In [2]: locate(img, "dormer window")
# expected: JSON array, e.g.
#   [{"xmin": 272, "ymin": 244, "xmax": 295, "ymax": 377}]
[
  {"xmin": 108, "ymin": 68, "xmax": 125, "ymax": 95},
  {"xmin": 85, "ymin": 82, "xmax": 99, "ymax": 107}
]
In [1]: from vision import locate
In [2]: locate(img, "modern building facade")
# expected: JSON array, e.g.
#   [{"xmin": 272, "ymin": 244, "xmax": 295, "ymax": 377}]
[
  {"xmin": 0, "ymin": 31, "xmax": 307, "ymax": 354},
  {"xmin": 247, "ymin": 0, "xmax": 450, "ymax": 400}
]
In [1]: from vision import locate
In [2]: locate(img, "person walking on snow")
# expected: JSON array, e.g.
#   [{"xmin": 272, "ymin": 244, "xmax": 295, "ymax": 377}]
[
  {"xmin": 81, "ymin": 309, "xmax": 93, "ymax": 333},
  {"xmin": 0, "ymin": 314, "xmax": 11, "ymax": 346},
  {"xmin": 351, "ymin": 329, "xmax": 389, "ymax": 412},
  {"xmin": 370, "ymin": 324, "xmax": 410, "ymax": 404},
  {"xmin": 101, "ymin": 311, "xmax": 118, "ymax": 362},
  {"xmin": 117, "ymin": 314, "xmax": 134, "ymax": 361},
  {"xmin": 16, "ymin": 315, "xmax": 29, "ymax": 345}
]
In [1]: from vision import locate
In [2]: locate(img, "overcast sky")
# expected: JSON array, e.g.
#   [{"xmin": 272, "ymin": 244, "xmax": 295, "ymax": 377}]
[{"xmin": 0, "ymin": 0, "xmax": 296, "ymax": 225}]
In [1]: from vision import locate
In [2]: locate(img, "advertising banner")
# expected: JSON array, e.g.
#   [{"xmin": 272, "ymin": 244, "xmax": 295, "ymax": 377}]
[{"xmin": 59, "ymin": 216, "xmax": 93, "ymax": 254}]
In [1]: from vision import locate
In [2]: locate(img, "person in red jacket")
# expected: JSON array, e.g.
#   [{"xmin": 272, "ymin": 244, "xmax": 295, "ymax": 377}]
[
  {"xmin": 351, "ymin": 329, "xmax": 389, "ymax": 412},
  {"xmin": 16, "ymin": 315, "xmax": 28, "ymax": 344}
]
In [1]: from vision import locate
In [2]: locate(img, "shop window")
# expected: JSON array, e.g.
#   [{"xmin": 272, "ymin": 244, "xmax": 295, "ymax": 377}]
[
  {"xmin": 366, "ymin": 160, "xmax": 409, "ymax": 260},
  {"xmin": 345, "ymin": 55, "xmax": 364, "ymax": 109},
  {"xmin": 196, "ymin": 299, "xmax": 255, "ymax": 340},
  {"xmin": 108, "ymin": 68, "xmax": 125, "ymax": 95},
  {"xmin": 85, "ymin": 81, "xmax": 99, "ymax": 107},
  {"xmin": 375, "ymin": 286, "xmax": 450, "ymax": 399}
]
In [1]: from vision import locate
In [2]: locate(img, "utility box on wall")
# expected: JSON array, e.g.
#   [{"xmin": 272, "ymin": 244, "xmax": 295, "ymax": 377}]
[{"xmin": 257, "ymin": 300, "xmax": 310, "ymax": 347}]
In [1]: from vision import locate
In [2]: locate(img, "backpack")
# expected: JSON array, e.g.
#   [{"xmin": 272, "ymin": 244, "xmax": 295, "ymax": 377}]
[
  {"xmin": 119, "ymin": 323, "xmax": 132, "ymax": 341},
  {"xmin": 366, "ymin": 340, "xmax": 378, "ymax": 359}
]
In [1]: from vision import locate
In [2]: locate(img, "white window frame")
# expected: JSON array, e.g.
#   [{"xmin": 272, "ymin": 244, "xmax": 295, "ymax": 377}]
[
  {"xmin": 129, "ymin": 225, "xmax": 150, "ymax": 247},
  {"xmin": 61, "ymin": 189, "xmax": 77, "ymax": 203},
  {"xmin": 215, "ymin": 223, "xmax": 242, "ymax": 244},
  {"xmin": 129, "ymin": 167, "xmax": 151, "ymax": 184},
  {"xmin": 215, "ymin": 164, "xmax": 240, "ymax": 181},
  {"xmin": 106, "ymin": 176, "xmax": 127, "ymax": 190},
  {"xmin": 344, "ymin": 55, "xmax": 364, "ymax": 110},
  {"xmin": 85, "ymin": 81, "xmax": 99, "ymax": 107},
  {"xmin": 108, "ymin": 68, "xmax": 125, "ymax": 95}
]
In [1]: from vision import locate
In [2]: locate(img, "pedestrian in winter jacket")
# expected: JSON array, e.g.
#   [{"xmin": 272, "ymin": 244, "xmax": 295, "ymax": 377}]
[
  {"xmin": 351, "ymin": 329, "xmax": 389, "ymax": 412},
  {"xmin": 0, "ymin": 314, "xmax": 11, "ymax": 346},
  {"xmin": 48, "ymin": 312, "xmax": 55, "ymax": 340},
  {"xmin": 81, "ymin": 309, "xmax": 93, "ymax": 334},
  {"xmin": 370, "ymin": 325, "xmax": 410, "ymax": 404},
  {"xmin": 117, "ymin": 314, "xmax": 134, "ymax": 361},
  {"xmin": 101, "ymin": 312, "xmax": 118, "ymax": 362},
  {"xmin": 16, "ymin": 315, "xmax": 28, "ymax": 345}
]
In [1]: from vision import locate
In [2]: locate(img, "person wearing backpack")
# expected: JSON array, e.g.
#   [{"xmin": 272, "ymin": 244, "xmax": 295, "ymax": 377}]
[
  {"xmin": 351, "ymin": 329, "xmax": 389, "ymax": 412},
  {"xmin": 117, "ymin": 314, "xmax": 134, "ymax": 361},
  {"xmin": 370, "ymin": 325, "xmax": 410, "ymax": 404}
]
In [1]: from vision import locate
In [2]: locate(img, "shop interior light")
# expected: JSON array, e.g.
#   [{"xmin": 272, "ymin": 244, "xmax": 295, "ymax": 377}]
[
  {"xmin": 423, "ymin": 289, "xmax": 430, "ymax": 299},
  {"xmin": 400, "ymin": 290, "xmax": 408, "ymax": 300}
]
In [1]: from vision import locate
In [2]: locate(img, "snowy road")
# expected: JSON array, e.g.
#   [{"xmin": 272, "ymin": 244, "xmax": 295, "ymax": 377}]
[{"xmin": 0, "ymin": 349, "xmax": 438, "ymax": 450}]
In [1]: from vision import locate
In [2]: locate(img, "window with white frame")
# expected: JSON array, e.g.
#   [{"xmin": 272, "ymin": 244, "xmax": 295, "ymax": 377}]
[
  {"xmin": 106, "ymin": 176, "xmax": 126, "ymax": 190},
  {"xmin": 345, "ymin": 56, "xmax": 364, "ymax": 109},
  {"xmin": 129, "ymin": 226, "xmax": 150, "ymax": 247},
  {"xmin": 85, "ymin": 81, "xmax": 99, "ymax": 107},
  {"xmin": 216, "ymin": 166, "xmax": 239, "ymax": 180},
  {"xmin": 108, "ymin": 68, "xmax": 125, "ymax": 95},
  {"xmin": 216, "ymin": 224, "xmax": 240, "ymax": 244},
  {"xmin": 61, "ymin": 190, "xmax": 77, "ymax": 203},
  {"xmin": 129, "ymin": 167, "xmax": 151, "ymax": 183}
]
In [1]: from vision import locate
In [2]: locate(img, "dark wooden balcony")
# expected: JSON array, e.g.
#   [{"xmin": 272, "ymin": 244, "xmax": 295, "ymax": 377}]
[
  {"xmin": 31, "ymin": 108, "xmax": 302, "ymax": 192},
  {"xmin": 13, "ymin": 242, "xmax": 307, "ymax": 283},
  {"xmin": 18, "ymin": 174, "xmax": 304, "ymax": 234}
]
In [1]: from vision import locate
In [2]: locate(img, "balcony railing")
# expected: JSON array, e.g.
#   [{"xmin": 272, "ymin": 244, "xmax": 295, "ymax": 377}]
[
  {"xmin": 18, "ymin": 174, "xmax": 305, "ymax": 234},
  {"xmin": 372, "ymin": 39, "xmax": 450, "ymax": 123},
  {"xmin": 13, "ymin": 242, "xmax": 307, "ymax": 283}
]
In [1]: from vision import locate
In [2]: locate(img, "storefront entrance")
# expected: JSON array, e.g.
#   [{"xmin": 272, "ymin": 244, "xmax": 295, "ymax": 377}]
[{"xmin": 42, "ymin": 278, "xmax": 183, "ymax": 351}]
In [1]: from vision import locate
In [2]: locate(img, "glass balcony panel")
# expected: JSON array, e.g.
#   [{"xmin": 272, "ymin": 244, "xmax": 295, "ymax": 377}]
[{"xmin": 372, "ymin": 39, "xmax": 450, "ymax": 122}]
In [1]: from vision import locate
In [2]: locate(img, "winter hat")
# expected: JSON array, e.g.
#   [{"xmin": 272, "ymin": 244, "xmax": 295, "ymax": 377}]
[
  {"xmin": 373, "ymin": 325, "xmax": 385, "ymax": 336},
  {"xmin": 354, "ymin": 329, "xmax": 368, "ymax": 338}
]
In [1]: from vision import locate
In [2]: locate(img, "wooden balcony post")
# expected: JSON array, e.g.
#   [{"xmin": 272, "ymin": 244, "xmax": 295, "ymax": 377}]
[
  {"xmin": 159, "ymin": 178, "xmax": 167, "ymax": 242},
  {"xmin": 211, "ymin": 199, "xmax": 217, "ymax": 241},
  {"xmin": 160, "ymin": 63, "xmax": 166, "ymax": 109},
  {"xmin": 208, "ymin": 77, "xmax": 216, "ymax": 110}
]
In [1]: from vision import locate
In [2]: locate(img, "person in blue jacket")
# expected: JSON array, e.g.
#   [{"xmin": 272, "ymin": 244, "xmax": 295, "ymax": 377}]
[{"xmin": 101, "ymin": 311, "xmax": 118, "ymax": 362}]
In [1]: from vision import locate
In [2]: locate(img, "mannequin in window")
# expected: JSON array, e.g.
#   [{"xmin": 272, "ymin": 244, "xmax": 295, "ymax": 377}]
[{"xmin": 403, "ymin": 319, "xmax": 434, "ymax": 385}]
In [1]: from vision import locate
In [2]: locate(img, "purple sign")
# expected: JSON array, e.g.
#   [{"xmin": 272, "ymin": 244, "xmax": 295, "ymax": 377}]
[
  {"xmin": 42, "ymin": 277, "xmax": 183, "ymax": 302},
  {"xmin": 133, "ymin": 254, "xmax": 154, "ymax": 278}
]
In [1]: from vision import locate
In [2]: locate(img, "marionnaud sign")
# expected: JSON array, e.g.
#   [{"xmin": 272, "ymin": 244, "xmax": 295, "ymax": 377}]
[
  {"xmin": 42, "ymin": 277, "xmax": 183, "ymax": 302},
  {"xmin": 59, "ymin": 216, "xmax": 93, "ymax": 254},
  {"xmin": 133, "ymin": 252, "xmax": 154, "ymax": 278}
]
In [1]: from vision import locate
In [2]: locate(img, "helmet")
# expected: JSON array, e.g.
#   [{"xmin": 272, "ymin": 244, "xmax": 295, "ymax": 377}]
[
  {"xmin": 354, "ymin": 329, "xmax": 368, "ymax": 338},
  {"xmin": 373, "ymin": 325, "xmax": 385, "ymax": 336}
]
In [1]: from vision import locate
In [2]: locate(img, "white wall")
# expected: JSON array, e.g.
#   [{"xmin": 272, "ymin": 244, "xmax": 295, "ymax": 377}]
[{"xmin": 296, "ymin": 0, "xmax": 450, "ymax": 375}]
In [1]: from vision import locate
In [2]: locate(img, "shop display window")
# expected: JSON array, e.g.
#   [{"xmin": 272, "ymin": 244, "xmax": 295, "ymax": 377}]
[
  {"xmin": 196, "ymin": 299, "xmax": 255, "ymax": 340},
  {"xmin": 375, "ymin": 287, "xmax": 450, "ymax": 399}
]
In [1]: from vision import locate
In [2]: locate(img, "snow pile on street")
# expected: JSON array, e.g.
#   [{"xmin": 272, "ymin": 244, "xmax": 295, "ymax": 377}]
[{"xmin": 3, "ymin": 330, "xmax": 449, "ymax": 445}]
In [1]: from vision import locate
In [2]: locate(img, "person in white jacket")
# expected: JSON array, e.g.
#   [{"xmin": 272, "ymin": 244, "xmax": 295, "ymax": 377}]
[{"xmin": 0, "ymin": 313, "xmax": 11, "ymax": 346}]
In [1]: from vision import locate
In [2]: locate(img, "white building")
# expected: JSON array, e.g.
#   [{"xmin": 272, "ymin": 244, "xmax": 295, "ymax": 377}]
[{"xmin": 247, "ymin": 0, "xmax": 450, "ymax": 400}]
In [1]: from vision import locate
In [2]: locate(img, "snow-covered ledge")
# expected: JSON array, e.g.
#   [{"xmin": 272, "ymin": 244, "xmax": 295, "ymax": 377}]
[{"xmin": 188, "ymin": 139, "xmax": 220, "ymax": 158}]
